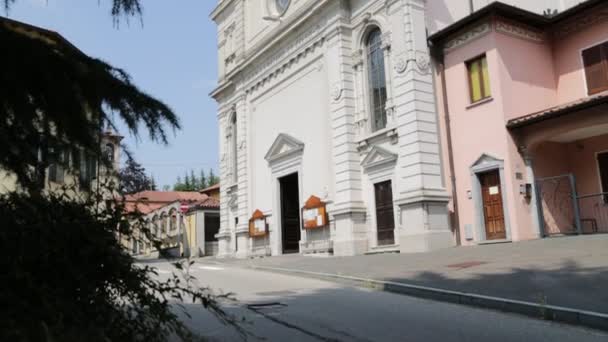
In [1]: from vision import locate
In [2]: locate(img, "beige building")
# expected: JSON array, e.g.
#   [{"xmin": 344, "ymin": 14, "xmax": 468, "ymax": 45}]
[
  {"xmin": 124, "ymin": 190, "xmax": 221, "ymax": 258},
  {"xmin": 0, "ymin": 17, "xmax": 122, "ymax": 195}
]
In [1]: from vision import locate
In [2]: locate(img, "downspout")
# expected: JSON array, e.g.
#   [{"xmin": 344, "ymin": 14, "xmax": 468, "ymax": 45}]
[
  {"xmin": 469, "ymin": 0, "xmax": 475, "ymax": 14},
  {"xmin": 438, "ymin": 58, "xmax": 462, "ymax": 246}
]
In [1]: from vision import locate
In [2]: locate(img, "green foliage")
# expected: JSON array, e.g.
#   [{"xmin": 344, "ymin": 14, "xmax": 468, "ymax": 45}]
[
  {"xmin": 207, "ymin": 169, "xmax": 219, "ymax": 188},
  {"xmin": 0, "ymin": 1, "xmax": 239, "ymax": 340},
  {"xmin": 0, "ymin": 11, "xmax": 179, "ymax": 194},
  {"xmin": 0, "ymin": 187, "xmax": 244, "ymax": 341},
  {"xmin": 172, "ymin": 169, "xmax": 218, "ymax": 192},
  {"xmin": 119, "ymin": 157, "xmax": 155, "ymax": 194}
]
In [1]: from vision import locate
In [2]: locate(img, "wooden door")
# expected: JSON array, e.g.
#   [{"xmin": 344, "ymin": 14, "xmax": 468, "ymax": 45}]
[
  {"xmin": 374, "ymin": 180, "xmax": 395, "ymax": 245},
  {"xmin": 280, "ymin": 173, "xmax": 301, "ymax": 253},
  {"xmin": 480, "ymin": 170, "xmax": 506, "ymax": 240}
]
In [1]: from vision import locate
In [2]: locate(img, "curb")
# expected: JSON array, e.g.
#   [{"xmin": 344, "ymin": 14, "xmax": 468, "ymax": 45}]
[{"xmin": 245, "ymin": 264, "xmax": 608, "ymax": 332}]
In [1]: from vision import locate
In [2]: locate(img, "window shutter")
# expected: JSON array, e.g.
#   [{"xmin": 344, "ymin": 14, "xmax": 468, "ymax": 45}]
[
  {"xmin": 469, "ymin": 60, "xmax": 482, "ymax": 102},
  {"xmin": 481, "ymin": 57, "xmax": 491, "ymax": 98},
  {"xmin": 583, "ymin": 44, "xmax": 608, "ymax": 95}
]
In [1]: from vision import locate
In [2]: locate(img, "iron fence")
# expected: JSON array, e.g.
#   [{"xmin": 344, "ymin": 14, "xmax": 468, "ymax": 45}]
[
  {"xmin": 577, "ymin": 193, "xmax": 608, "ymax": 234},
  {"xmin": 535, "ymin": 174, "xmax": 578, "ymax": 236}
]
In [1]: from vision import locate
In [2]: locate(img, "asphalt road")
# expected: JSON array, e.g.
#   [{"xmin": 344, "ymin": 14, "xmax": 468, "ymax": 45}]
[{"xmin": 149, "ymin": 260, "xmax": 608, "ymax": 342}]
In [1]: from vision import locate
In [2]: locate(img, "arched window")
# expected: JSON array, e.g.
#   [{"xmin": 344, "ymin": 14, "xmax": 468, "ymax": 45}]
[
  {"xmin": 366, "ymin": 28, "xmax": 388, "ymax": 132},
  {"xmin": 230, "ymin": 112, "xmax": 238, "ymax": 183},
  {"xmin": 104, "ymin": 143, "xmax": 115, "ymax": 164},
  {"xmin": 169, "ymin": 209, "xmax": 177, "ymax": 231},
  {"xmin": 161, "ymin": 213, "xmax": 168, "ymax": 235},
  {"xmin": 152, "ymin": 215, "xmax": 159, "ymax": 238}
]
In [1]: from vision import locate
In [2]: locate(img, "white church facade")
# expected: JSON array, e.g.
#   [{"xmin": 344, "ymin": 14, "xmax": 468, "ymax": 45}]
[{"xmin": 210, "ymin": 0, "xmax": 585, "ymax": 258}]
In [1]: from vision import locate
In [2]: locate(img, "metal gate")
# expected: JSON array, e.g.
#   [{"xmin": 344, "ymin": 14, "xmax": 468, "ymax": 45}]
[{"xmin": 535, "ymin": 174, "xmax": 580, "ymax": 236}]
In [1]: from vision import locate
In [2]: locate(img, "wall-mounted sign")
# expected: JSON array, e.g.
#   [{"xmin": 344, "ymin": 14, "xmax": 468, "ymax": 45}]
[
  {"xmin": 249, "ymin": 209, "xmax": 268, "ymax": 237},
  {"xmin": 301, "ymin": 195, "xmax": 328, "ymax": 230}
]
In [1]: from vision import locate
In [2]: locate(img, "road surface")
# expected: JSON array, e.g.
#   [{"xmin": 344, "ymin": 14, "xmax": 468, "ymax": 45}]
[{"xmin": 148, "ymin": 260, "xmax": 608, "ymax": 342}]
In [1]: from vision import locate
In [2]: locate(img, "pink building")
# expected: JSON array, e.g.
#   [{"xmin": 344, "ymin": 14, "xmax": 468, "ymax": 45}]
[{"xmin": 429, "ymin": 0, "xmax": 608, "ymax": 246}]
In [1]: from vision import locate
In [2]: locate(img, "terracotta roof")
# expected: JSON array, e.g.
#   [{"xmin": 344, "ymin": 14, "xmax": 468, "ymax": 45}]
[
  {"xmin": 507, "ymin": 91, "xmax": 608, "ymax": 129},
  {"xmin": 123, "ymin": 191, "xmax": 209, "ymax": 214},
  {"xmin": 194, "ymin": 197, "xmax": 220, "ymax": 210},
  {"xmin": 124, "ymin": 191, "xmax": 207, "ymax": 203},
  {"xmin": 124, "ymin": 201, "xmax": 167, "ymax": 215},
  {"xmin": 200, "ymin": 183, "xmax": 220, "ymax": 193}
]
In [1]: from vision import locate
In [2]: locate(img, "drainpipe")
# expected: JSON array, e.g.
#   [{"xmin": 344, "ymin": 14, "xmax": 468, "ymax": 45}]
[
  {"xmin": 438, "ymin": 60, "xmax": 462, "ymax": 246},
  {"xmin": 469, "ymin": 0, "xmax": 475, "ymax": 14}
]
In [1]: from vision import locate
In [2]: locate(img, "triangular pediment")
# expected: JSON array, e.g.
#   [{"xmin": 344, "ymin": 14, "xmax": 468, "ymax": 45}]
[
  {"xmin": 471, "ymin": 153, "xmax": 503, "ymax": 168},
  {"xmin": 264, "ymin": 133, "xmax": 305, "ymax": 163},
  {"xmin": 361, "ymin": 145, "xmax": 397, "ymax": 169}
]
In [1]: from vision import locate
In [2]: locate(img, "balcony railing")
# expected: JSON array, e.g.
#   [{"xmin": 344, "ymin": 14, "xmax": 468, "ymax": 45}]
[{"xmin": 577, "ymin": 192, "xmax": 608, "ymax": 234}]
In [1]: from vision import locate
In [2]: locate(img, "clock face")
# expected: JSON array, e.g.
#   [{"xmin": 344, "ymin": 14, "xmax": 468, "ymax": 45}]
[{"xmin": 275, "ymin": 0, "xmax": 290, "ymax": 15}]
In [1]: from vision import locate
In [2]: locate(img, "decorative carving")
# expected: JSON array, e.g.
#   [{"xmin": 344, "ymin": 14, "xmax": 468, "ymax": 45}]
[
  {"xmin": 495, "ymin": 19, "xmax": 546, "ymax": 43},
  {"xmin": 394, "ymin": 57, "xmax": 408, "ymax": 74},
  {"xmin": 381, "ymin": 32, "xmax": 392, "ymax": 52},
  {"xmin": 352, "ymin": 49, "xmax": 364, "ymax": 69},
  {"xmin": 387, "ymin": 128, "xmax": 398, "ymax": 145},
  {"xmin": 444, "ymin": 22, "xmax": 491, "ymax": 52},
  {"xmin": 331, "ymin": 83, "xmax": 343, "ymax": 101},
  {"xmin": 415, "ymin": 52, "xmax": 430, "ymax": 74},
  {"xmin": 244, "ymin": 19, "xmax": 327, "ymax": 89}
]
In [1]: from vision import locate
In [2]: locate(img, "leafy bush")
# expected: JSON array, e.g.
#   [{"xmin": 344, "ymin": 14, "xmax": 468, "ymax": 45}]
[{"xmin": 0, "ymin": 189, "xmax": 237, "ymax": 341}]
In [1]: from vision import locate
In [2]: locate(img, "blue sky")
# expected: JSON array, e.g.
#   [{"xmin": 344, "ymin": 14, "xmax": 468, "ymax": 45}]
[{"xmin": 6, "ymin": 0, "xmax": 219, "ymax": 189}]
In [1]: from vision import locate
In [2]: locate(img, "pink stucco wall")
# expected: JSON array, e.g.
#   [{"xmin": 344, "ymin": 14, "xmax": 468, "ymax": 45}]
[
  {"xmin": 437, "ymin": 13, "xmax": 608, "ymax": 245},
  {"xmin": 441, "ymin": 32, "xmax": 508, "ymax": 245},
  {"xmin": 553, "ymin": 21, "xmax": 608, "ymax": 104}
]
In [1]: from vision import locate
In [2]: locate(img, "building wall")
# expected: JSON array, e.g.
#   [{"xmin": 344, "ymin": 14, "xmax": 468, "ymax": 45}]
[
  {"xmin": 436, "ymin": 1, "xmax": 608, "ymax": 245},
  {"xmin": 553, "ymin": 19, "xmax": 608, "ymax": 103},
  {"xmin": 426, "ymin": 0, "xmax": 586, "ymax": 34},
  {"xmin": 213, "ymin": 0, "xmax": 458, "ymax": 257}
]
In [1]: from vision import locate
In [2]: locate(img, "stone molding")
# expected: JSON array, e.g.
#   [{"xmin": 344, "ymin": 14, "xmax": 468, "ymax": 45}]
[
  {"xmin": 264, "ymin": 133, "xmax": 305, "ymax": 164},
  {"xmin": 361, "ymin": 145, "xmax": 398, "ymax": 170},
  {"xmin": 444, "ymin": 22, "xmax": 491, "ymax": 52},
  {"xmin": 494, "ymin": 18, "xmax": 546, "ymax": 43}
]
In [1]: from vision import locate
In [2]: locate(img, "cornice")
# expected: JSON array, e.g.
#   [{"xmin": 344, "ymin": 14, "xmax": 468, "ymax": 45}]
[
  {"xmin": 210, "ymin": 0, "xmax": 238, "ymax": 21},
  {"xmin": 553, "ymin": 4, "xmax": 608, "ymax": 38},
  {"xmin": 228, "ymin": 2, "xmax": 332, "ymax": 75}
]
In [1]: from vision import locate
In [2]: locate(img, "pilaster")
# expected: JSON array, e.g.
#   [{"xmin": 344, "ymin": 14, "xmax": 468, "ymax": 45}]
[
  {"xmin": 392, "ymin": 0, "xmax": 452, "ymax": 253},
  {"xmin": 326, "ymin": 1, "xmax": 368, "ymax": 256}
]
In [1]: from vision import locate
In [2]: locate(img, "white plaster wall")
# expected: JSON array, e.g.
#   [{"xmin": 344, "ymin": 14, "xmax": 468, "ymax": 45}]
[{"xmin": 249, "ymin": 59, "xmax": 332, "ymax": 213}]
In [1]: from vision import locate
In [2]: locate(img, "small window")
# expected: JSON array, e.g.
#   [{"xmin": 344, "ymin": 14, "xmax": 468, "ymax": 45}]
[
  {"xmin": 582, "ymin": 42, "xmax": 608, "ymax": 95},
  {"xmin": 48, "ymin": 147, "xmax": 67, "ymax": 184},
  {"xmin": 104, "ymin": 143, "xmax": 115, "ymax": 164},
  {"xmin": 467, "ymin": 55, "xmax": 491, "ymax": 103},
  {"xmin": 597, "ymin": 152, "xmax": 608, "ymax": 201}
]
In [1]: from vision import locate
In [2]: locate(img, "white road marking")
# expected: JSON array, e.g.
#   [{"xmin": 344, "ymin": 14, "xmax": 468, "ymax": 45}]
[{"xmin": 198, "ymin": 265, "xmax": 224, "ymax": 271}]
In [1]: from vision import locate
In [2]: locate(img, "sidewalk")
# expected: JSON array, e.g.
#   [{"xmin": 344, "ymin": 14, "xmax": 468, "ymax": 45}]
[{"xmin": 208, "ymin": 235, "xmax": 608, "ymax": 328}]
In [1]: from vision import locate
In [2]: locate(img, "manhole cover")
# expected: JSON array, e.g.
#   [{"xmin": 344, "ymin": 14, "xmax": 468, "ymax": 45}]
[{"xmin": 446, "ymin": 261, "xmax": 488, "ymax": 269}]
